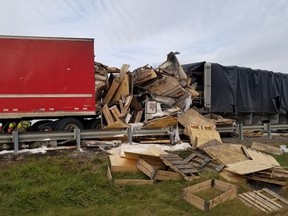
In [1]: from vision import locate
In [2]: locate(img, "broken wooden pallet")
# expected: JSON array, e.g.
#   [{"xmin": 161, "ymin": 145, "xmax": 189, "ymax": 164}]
[
  {"xmin": 160, "ymin": 153, "xmax": 199, "ymax": 181},
  {"xmin": 239, "ymin": 188, "xmax": 288, "ymax": 213},
  {"xmin": 183, "ymin": 152, "xmax": 225, "ymax": 172},
  {"xmin": 245, "ymin": 166, "xmax": 288, "ymax": 186}
]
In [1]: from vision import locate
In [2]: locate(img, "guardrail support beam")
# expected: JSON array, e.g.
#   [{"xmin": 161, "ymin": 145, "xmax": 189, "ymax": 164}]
[
  {"xmin": 74, "ymin": 129, "xmax": 81, "ymax": 151},
  {"xmin": 12, "ymin": 131, "xmax": 19, "ymax": 155}
]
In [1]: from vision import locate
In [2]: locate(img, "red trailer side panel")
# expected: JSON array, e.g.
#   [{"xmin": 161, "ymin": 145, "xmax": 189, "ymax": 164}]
[{"xmin": 0, "ymin": 36, "xmax": 95, "ymax": 118}]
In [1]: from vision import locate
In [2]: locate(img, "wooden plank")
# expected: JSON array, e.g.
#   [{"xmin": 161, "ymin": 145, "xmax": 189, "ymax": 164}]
[
  {"xmin": 246, "ymin": 175, "xmax": 288, "ymax": 186},
  {"xmin": 210, "ymin": 187, "xmax": 238, "ymax": 209},
  {"xmin": 184, "ymin": 125, "xmax": 221, "ymax": 149},
  {"xmin": 102, "ymin": 104, "xmax": 115, "ymax": 125},
  {"xmin": 254, "ymin": 191, "xmax": 283, "ymax": 209},
  {"xmin": 107, "ymin": 166, "xmax": 113, "ymax": 182},
  {"xmin": 154, "ymin": 170, "xmax": 182, "ymax": 181},
  {"xmin": 251, "ymin": 142, "xmax": 281, "ymax": 155},
  {"xmin": 183, "ymin": 179, "xmax": 212, "ymax": 193},
  {"xmin": 104, "ymin": 119, "xmax": 128, "ymax": 129},
  {"xmin": 103, "ymin": 64, "xmax": 130, "ymax": 104},
  {"xmin": 177, "ymin": 108, "xmax": 215, "ymax": 128},
  {"xmin": 136, "ymin": 158, "xmax": 157, "ymax": 179},
  {"xmin": 109, "ymin": 105, "xmax": 121, "ymax": 120},
  {"xmin": 214, "ymin": 179, "xmax": 239, "ymax": 192},
  {"xmin": 119, "ymin": 95, "xmax": 133, "ymax": 117},
  {"xmin": 109, "ymin": 155, "xmax": 137, "ymax": 173},
  {"xmin": 262, "ymin": 188, "xmax": 288, "ymax": 205},
  {"xmin": 114, "ymin": 179, "xmax": 154, "ymax": 185},
  {"xmin": 220, "ymin": 168, "xmax": 247, "ymax": 183},
  {"xmin": 183, "ymin": 191, "xmax": 206, "ymax": 211},
  {"xmin": 140, "ymin": 139, "xmax": 171, "ymax": 144},
  {"xmin": 133, "ymin": 110, "xmax": 143, "ymax": 123},
  {"xmin": 144, "ymin": 116, "xmax": 177, "ymax": 129},
  {"xmin": 242, "ymin": 146, "xmax": 280, "ymax": 166},
  {"xmin": 239, "ymin": 194, "xmax": 268, "ymax": 212},
  {"xmin": 241, "ymin": 193, "xmax": 274, "ymax": 212},
  {"xmin": 111, "ymin": 73, "xmax": 130, "ymax": 102},
  {"xmin": 246, "ymin": 192, "xmax": 280, "ymax": 211},
  {"xmin": 203, "ymin": 144, "xmax": 249, "ymax": 165},
  {"xmin": 226, "ymin": 160, "xmax": 274, "ymax": 175}
]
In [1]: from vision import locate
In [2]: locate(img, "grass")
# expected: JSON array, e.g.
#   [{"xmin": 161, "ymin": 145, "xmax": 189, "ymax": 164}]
[{"xmin": 0, "ymin": 151, "xmax": 285, "ymax": 216}]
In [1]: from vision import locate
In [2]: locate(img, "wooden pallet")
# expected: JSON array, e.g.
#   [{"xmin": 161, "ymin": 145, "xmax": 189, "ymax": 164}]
[
  {"xmin": 245, "ymin": 166, "xmax": 288, "ymax": 186},
  {"xmin": 160, "ymin": 153, "xmax": 199, "ymax": 181},
  {"xmin": 239, "ymin": 188, "xmax": 288, "ymax": 213},
  {"xmin": 183, "ymin": 152, "xmax": 225, "ymax": 172}
]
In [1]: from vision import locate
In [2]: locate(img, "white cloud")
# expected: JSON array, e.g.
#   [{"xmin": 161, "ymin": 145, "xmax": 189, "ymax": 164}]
[{"xmin": 0, "ymin": 0, "xmax": 288, "ymax": 72}]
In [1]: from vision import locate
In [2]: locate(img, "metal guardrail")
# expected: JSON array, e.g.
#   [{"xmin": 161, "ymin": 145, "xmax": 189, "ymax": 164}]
[{"xmin": 1, "ymin": 122, "xmax": 288, "ymax": 154}]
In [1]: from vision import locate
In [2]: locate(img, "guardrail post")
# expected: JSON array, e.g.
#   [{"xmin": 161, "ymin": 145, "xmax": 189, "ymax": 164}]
[
  {"xmin": 74, "ymin": 128, "xmax": 81, "ymax": 151},
  {"xmin": 127, "ymin": 127, "xmax": 133, "ymax": 144},
  {"xmin": 12, "ymin": 131, "xmax": 19, "ymax": 155},
  {"xmin": 238, "ymin": 123, "xmax": 243, "ymax": 140},
  {"xmin": 169, "ymin": 126, "xmax": 175, "ymax": 145},
  {"xmin": 265, "ymin": 123, "xmax": 272, "ymax": 139}
]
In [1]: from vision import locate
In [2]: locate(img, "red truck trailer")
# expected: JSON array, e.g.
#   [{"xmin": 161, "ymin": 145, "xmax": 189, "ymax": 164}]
[{"xmin": 0, "ymin": 35, "xmax": 96, "ymax": 131}]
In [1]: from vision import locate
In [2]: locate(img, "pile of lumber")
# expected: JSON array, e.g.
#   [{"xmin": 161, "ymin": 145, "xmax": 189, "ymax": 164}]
[{"xmin": 94, "ymin": 52, "xmax": 235, "ymax": 141}]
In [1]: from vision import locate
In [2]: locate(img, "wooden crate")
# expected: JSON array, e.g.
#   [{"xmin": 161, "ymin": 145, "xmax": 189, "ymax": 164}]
[{"xmin": 183, "ymin": 179, "xmax": 238, "ymax": 212}]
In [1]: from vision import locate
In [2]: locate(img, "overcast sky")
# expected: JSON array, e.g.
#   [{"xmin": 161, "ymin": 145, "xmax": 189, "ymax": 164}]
[{"xmin": 0, "ymin": 0, "xmax": 288, "ymax": 72}]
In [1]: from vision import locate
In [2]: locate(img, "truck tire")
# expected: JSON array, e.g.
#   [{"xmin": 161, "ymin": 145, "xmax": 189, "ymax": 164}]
[{"xmin": 54, "ymin": 118, "xmax": 84, "ymax": 131}]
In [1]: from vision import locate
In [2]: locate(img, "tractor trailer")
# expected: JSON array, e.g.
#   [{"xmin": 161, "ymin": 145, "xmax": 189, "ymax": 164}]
[
  {"xmin": 0, "ymin": 35, "xmax": 96, "ymax": 131},
  {"xmin": 182, "ymin": 62, "xmax": 288, "ymax": 125}
]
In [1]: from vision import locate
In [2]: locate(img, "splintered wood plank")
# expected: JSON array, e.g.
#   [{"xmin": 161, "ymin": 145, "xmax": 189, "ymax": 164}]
[
  {"xmin": 160, "ymin": 153, "xmax": 199, "ymax": 181},
  {"xmin": 242, "ymin": 146, "xmax": 280, "ymax": 166},
  {"xmin": 103, "ymin": 64, "xmax": 130, "ymax": 104},
  {"xmin": 102, "ymin": 104, "xmax": 115, "ymax": 125},
  {"xmin": 203, "ymin": 144, "xmax": 248, "ymax": 165},
  {"xmin": 226, "ymin": 160, "xmax": 274, "ymax": 175},
  {"xmin": 251, "ymin": 142, "xmax": 281, "ymax": 155}
]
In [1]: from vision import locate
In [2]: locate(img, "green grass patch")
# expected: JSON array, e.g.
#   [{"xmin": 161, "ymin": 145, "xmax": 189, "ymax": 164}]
[
  {"xmin": 273, "ymin": 153, "xmax": 288, "ymax": 167},
  {"xmin": 0, "ymin": 152, "xmax": 281, "ymax": 216}
]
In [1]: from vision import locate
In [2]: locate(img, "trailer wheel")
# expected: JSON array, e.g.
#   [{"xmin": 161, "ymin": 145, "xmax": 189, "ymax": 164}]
[
  {"xmin": 252, "ymin": 115, "xmax": 263, "ymax": 125},
  {"xmin": 54, "ymin": 118, "xmax": 84, "ymax": 131}
]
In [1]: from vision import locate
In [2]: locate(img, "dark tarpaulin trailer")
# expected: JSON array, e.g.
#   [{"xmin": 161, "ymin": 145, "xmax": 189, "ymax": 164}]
[{"xmin": 182, "ymin": 62, "xmax": 288, "ymax": 115}]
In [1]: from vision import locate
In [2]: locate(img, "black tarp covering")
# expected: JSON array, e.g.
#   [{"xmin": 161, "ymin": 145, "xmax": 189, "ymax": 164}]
[{"xmin": 183, "ymin": 62, "xmax": 288, "ymax": 114}]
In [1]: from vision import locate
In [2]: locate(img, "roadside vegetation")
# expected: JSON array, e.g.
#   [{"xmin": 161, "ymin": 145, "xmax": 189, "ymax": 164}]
[{"xmin": 0, "ymin": 151, "xmax": 287, "ymax": 216}]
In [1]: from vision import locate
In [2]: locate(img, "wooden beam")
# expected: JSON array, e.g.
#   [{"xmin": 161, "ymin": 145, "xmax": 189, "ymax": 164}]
[{"xmin": 103, "ymin": 64, "xmax": 130, "ymax": 104}]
